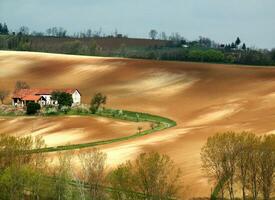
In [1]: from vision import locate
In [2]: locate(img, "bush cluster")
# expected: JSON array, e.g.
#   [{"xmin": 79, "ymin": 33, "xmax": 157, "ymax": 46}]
[
  {"xmin": 26, "ymin": 102, "xmax": 41, "ymax": 115},
  {"xmin": 70, "ymin": 104, "xmax": 90, "ymax": 114},
  {"xmin": 40, "ymin": 106, "xmax": 59, "ymax": 115},
  {"xmin": 0, "ymin": 105, "xmax": 25, "ymax": 116}
]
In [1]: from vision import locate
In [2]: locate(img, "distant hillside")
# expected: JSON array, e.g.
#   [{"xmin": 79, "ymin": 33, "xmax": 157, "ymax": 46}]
[
  {"xmin": 19, "ymin": 36, "xmax": 167, "ymax": 56},
  {"xmin": 0, "ymin": 34, "xmax": 274, "ymax": 66},
  {"xmin": 29, "ymin": 36, "xmax": 167, "ymax": 50}
]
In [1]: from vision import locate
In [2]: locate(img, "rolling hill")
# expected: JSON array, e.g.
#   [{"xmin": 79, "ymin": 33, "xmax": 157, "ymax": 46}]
[{"xmin": 1, "ymin": 51, "xmax": 275, "ymax": 198}]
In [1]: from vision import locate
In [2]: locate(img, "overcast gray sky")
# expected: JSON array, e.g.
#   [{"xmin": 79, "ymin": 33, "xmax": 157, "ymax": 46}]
[{"xmin": 0, "ymin": 0, "xmax": 274, "ymax": 49}]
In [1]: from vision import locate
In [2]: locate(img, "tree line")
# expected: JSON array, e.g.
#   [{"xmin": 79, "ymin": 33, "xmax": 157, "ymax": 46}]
[
  {"xmin": 0, "ymin": 134, "xmax": 181, "ymax": 200},
  {"xmin": 201, "ymin": 132, "xmax": 275, "ymax": 200},
  {"xmin": 0, "ymin": 22, "xmax": 275, "ymax": 66}
]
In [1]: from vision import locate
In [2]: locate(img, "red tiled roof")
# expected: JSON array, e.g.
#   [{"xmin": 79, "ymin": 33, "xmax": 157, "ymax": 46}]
[
  {"xmin": 22, "ymin": 95, "xmax": 42, "ymax": 101},
  {"xmin": 13, "ymin": 88, "xmax": 77, "ymax": 99}
]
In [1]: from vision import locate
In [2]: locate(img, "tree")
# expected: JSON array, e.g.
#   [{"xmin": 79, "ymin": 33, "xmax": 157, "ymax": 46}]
[
  {"xmin": 201, "ymin": 133, "xmax": 227, "ymax": 200},
  {"xmin": 0, "ymin": 90, "xmax": 9, "ymax": 104},
  {"xmin": 51, "ymin": 152, "xmax": 74, "ymax": 200},
  {"xmin": 235, "ymin": 37, "xmax": 241, "ymax": 47},
  {"xmin": 201, "ymin": 132, "xmax": 240, "ymax": 200},
  {"xmin": 90, "ymin": 93, "xmax": 107, "ymax": 114},
  {"xmin": 2, "ymin": 23, "xmax": 9, "ymax": 35},
  {"xmin": 0, "ymin": 134, "xmax": 34, "ymax": 199},
  {"xmin": 108, "ymin": 161, "xmax": 135, "ymax": 200},
  {"xmin": 202, "ymin": 132, "xmax": 275, "ymax": 200},
  {"xmin": 15, "ymin": 80, "xmax": 30, "ymax": 91},
  {"xmin": 86, "ymin": 29, "xmax": 92, "ymax": 37},
  {"xmin": 51, "ymin": 91, "xmax": 73, "ymax": 108},
  {"xmin": 258, "ymin": 135, "xmax": 275, "ymax": 200},
  {"xmin": 46, "ymin": 28, "xmax": 52, "ymax": 36},
  {"xmin": 150, "ymin": 123, "xmax": 155, "ymax": 130},
  {"xmin": 137, "ymin": 126, "xmax": 143, "ymax": 133},
  {"xmin": 89, "ymin": 41, "xmax": 98, "ymax": 55},
  {"xmin": 242, "ymin": 43, "xmax": 247, "ymax": 50},
  {"xmin": 231, "ymin": 42, "xmax": 236, "ymax": 49},
  {"xmin": 19, "ymin": 26, "xmax": 29, "ymax": 35},
  {"xmin": 109, "ymin": 152, "xmax": 181, "ymax": 200},
  {"xmin": 45, "ymin": 27, "xmax": 67, "ymax": 37},
  {"xmin": 78, "ymin": 148, "xmax": 107, "ymax": 200},
  {"xmin": 169, "ymin": 32, "xmax": 184, "ymax": 43},
  {"xmin": 270, "ymin": 48, "xmax": 275, "ymax": 62},
  {"xmin": 135, "ymin": 152, "xmax": 181, "ymax": 199},
  {"xmin": 149, "ymin": 29, "xmax": 158, "ymax": 40},
  {"xmin": 199, "ymin": 36, "xmax": 212, "ymax": 48},
  {"xmin": 0, "ymin": 23, "xmax": 3, "ymax": 34},
  {"xmin": 247, "ymin": 137, "xmax": 261, "ymax": 200},
  {"xmin": 26, "ymin": 102, "xmax": 41, "ymax": 115},
  {"xmin": 28, "ymin": 136, "xmax": 49, "ymax": 199},
  {"xmin": 236, "ymin": 132, "xmax": 259, "ymax": 200},
  {"xmin": 159, "ymin": 32, "xmax": 167, "ymax": 40}
]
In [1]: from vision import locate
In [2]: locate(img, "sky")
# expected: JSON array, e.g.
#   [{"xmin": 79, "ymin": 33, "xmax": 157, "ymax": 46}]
[{"xmin": 0, "ymin": 0, "xmax": 275, "ymax": 49}]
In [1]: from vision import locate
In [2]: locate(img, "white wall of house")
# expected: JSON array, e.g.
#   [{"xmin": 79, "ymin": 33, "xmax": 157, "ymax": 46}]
[
  {"xmin": 72, "ymin": 90, "xmax": 81, "ymax": 105},
  {"xmin": 12, "ymin": 98, "xmax": 24, "ymax": 107},
  {"xmin": 41, "ymin": 95, "xmax": 52, "ymax": 105},
  {"xmin": 41, "ymin": 95, "xmax": 59, "ymax": 105}
]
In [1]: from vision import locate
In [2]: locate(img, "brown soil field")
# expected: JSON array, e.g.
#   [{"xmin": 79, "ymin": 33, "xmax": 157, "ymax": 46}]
[
  {"xmin": 0, "ymin": 116, "xmax": 150, "ymax": 146},
  {"xmin": 1, "ymin": 51, "xmax": 275, "ymax": 198}
]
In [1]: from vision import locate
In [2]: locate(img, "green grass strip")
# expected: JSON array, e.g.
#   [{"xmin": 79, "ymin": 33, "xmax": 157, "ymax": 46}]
[{"xmin": 29, "ymin": 108, "xmax": 176, "ymax": 153}]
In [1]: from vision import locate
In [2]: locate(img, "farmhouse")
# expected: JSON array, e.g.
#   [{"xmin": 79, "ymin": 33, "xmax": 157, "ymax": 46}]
[{"xmin": 12, "ymin": 88, "xmax": 81, "ymax": 107}]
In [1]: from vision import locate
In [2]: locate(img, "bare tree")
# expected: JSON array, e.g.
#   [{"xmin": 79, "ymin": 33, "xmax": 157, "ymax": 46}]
[
  {"xmin": 150, "ymin": 123, "xmax": 155, "ymax": 130},
  {"xmin": 169, "ymin": 32, "xmax": 184, "ymax": 43},
  {"xmin": 18, "ymin": 26, "xmax": 29, "ymax": 35},
  {"xmin": 15, "ymin": 80, "xmax": 30, "ymax": 91},
  {"xmin": 0, "ymin": 90, "xmax": 9, "ymax": 104},
  {"xmin": 137, "ymin": 126, "xmax": 143, "ymax": 134},
  {"xmin": 159, "ymin": 32, "xmax": 167, "ymax": 40},
  {"xmin": 78, "ymin": 148, "xmax": 107, "ymax": 200},
  {"xmin": 51, "ymin": 152, "xmax": 74, "ymax": 200}
]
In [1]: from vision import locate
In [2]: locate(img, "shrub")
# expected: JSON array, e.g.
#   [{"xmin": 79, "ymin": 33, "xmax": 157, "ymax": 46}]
[
  {"xmin": 0, "ymin": 105, "xmax": 25, "ymax": 116},
  {"xmin": 71, "ymin": 104, "xmax": 90, "ymax": 114},
  {"xmin": 26, "ymin": 102, "xmax": 41, "ymax": 115},
  {"xmin": 41, "ymin": 106, "xmax": 58, "ymax": 115},
  {"xmin": 60, "ymin": 106, "xmax": 70, "ymax": 114}
]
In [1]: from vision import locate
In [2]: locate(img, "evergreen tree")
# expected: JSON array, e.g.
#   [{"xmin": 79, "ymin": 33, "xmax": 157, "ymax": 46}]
[
  {"xmin": 235, "ymin": 37, "xmax": 241, "ymax": 46},
  {"xmin": 231, "ymin": 42, "xmax": 236, "ymax": 49},
  {"xmin": 0, "ymin": 23, "xmax": 3, "ymax": 34},
  {"xmin": 2, "ymin": 23, "xmax": 9, "ymax": 34}
]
